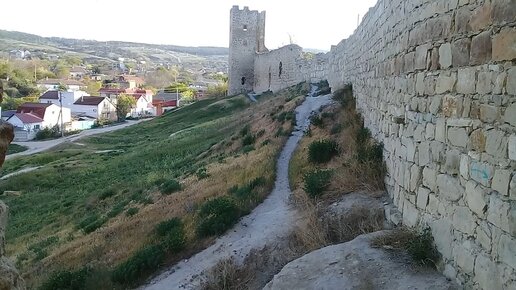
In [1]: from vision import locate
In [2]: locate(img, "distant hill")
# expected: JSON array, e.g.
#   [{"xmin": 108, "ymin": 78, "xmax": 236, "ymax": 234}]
[{"xmin": 0, "ymin": 30, "xmax": 228, "ymax": 57}]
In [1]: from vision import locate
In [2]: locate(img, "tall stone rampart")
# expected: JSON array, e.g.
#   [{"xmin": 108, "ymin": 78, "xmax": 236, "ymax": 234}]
[{"xmin": 326, "ymin": 0, "xmax": 515, "ymax": 288}]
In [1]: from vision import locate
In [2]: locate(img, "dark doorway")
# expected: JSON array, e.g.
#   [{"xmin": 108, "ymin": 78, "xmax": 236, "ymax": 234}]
[
  {"xmin": 279, "ymin": 62, "xmax": 283, "ymax": 77},
  {"xmin": 241, "ymin": 77, "xmax": 246, "ymax": 85}
]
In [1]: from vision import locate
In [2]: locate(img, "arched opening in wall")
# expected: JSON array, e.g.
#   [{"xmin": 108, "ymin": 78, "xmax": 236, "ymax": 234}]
[
  {"xmin": 279, "ymin": 62, "xmax": 283, "ymax": 77},
  {"xmin": 268, "ymin": 69, "xmax": 271, "ymax": 89},
  {"xmin": 243, "ymin": 25, "xmax": 248, "ymax": 32},
  {"xmin": 241, "ymin": 77, "xmax": 246, "ymax": 85}
]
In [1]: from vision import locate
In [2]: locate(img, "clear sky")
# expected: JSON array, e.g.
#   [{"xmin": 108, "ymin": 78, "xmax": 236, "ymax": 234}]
[{"xmin": 0, "ymin": 0, "xmax": 378, "ymax": 51}]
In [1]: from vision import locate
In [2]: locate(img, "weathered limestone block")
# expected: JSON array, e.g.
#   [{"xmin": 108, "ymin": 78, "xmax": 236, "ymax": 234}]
[
  {"xmin": 457, "ymin": 67, "xmax": 476, "ymax": 94},
  {"xmin": 403, "ymin": 201, "xmax": 420, "ymax": 228},
  {"xmin": 493, "ymin": 71, "xmax": 506, "ymax": 94},
  {"xmin": 504, "ymin": 103, "xmax": 516, "ymax": 126},
  {"xmin": 436, "ymin": 72, "xmax": 456, "ymax": 94},
  {"xmin": 507, "ymin": 68, "xmax": 516, "ymax": 96},
  {"xmin": 439, "ymin": 43, "xmax": 452, "ymax": 69},
  {"xmin": 485, "ymin": 129, "xmax": 507, "ymax": 159},
  {"xmin": 470, "ymin": 31, "xmax": 492, "ymax": 65},
  {"xmin": 452, "ymin": 38, "xmax": 471, "ymax": 68},
  {"xmin": 465, "ymin": 180, "xmax": 488, "ymax": 217},
  {"xmin": 447, "ymin": 127, "xmax": 469, "ymax": 148},
  {"xmin": 474, "ymin": 254, "xmax": 502, "ymax": 290},
  {"xmin": 416, "ymin": 186, "xmax": 430, "ymax": 209},
  {"xmin": 479, "ymin": 104, "xmax": 499, "ymax": 123},
  {"xmin": 476, "ymin": 71, "xmax": 493, "ymax": 94},
  {"xmin": 492, "ymin": 27, "xmax": 516, "ymax": 61},
  {"xmin": 437, "ymin": 174, "xmax": 465, "ymax": 202},
  {"xmin": 492, "ymin": 169, "xmax": 512, "ymax": 196},
  {"xmin": 509, "ymin": 134, "xmax": 516, "ymax": 161},
  {"xmin": 470, "ymin": 129, "xmax": 486, "ymax": 152},
  {"xmin": 0, "ymin": 257, "xmax": 25, "ymax": 290},
  {"xmin": 415, "ymin": 44, "xmax": 431, "ymax": 70},
  {"xmin": 453, "ymin": 240, "xmax": 477, "ymax": 273},
  {"xmin": 423, "ymin": 166, "xmax": 438, "ymax": 192},
  {"xmin": 491, "ymin": 0, "xmax": 516, "ymax": 25},
  {"xmin": 409, "ymin": 164, "xmax": 422, "ymax": 192},
  {"xmin": 470, "ymin": 160, "xmax": 494, "ymax": 187},
  {"xmin": 510, "ymin": 173, "xmax": 516, "ymax": 200},
  {"xmin": 497, "ymin": 234, "xmax": 516, "ymax": 270},
  {"xmin": 452, "ymin": 206, "xmax": 477, "ymax": 235},
  {"xmin": 460, "ymin": 154, "xmax": 470, "ymax": 179},
  {"xmin": 419, "ymin": 141, "xmax": 431, "ymax": 166},
  {"xmin": 435, "ymin": 118, "xmax": 446, "ymax": 142},
  {"xmin": 476, "ymin": 221, "xmax": 492, "ymax": 252},
  {"xmin": 445, "ymin": 149, "xmax": 461, "ymax": 175},
  {"xmin": 470, "ymin": 2, "xmax": 492, "ymax": 32},
  {"xmin": 431, "ymin": 218, "xmax": 454, "ymax": 258},
  {"xmin": 487, "ymin": 195, "xmax": 510, "ymax": 232},
  {"xmin": 455, "ymin": 6, "xmax": 472, "ymax": 34}
]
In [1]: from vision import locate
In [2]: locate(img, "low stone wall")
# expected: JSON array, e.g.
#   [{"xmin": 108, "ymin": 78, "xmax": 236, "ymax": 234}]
[{"xmin": 326, "ymin": 0, "xmax": 515, "ymax": 288}]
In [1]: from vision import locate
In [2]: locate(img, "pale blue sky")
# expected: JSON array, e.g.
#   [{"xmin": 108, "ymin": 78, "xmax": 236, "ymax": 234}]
[{"xmin": 0, "ymin": 0, "xmax": 378, "ymax": 51}]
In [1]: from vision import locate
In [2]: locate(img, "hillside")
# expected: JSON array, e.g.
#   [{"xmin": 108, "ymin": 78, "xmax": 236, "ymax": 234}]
[
  {"xmin": 0, "ymin": 29, "xmax": 228, "ymax": 72},
  {"xmin": 0, "ymin": 84, "xmax": 309, "ymax": 288}
]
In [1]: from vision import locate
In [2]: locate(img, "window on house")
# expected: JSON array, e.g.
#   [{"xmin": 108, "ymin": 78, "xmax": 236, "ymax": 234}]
[
  {"xmin": 241, "ymin": 77, "xmax": 246, "ymax": 85},
  {"xmin": 279, "ymin": 62, "xmax": 283, "ymax": 77},
  {"xmin": 34, "ymin": 125, "xmax": 40, "ymax": 130},
  {"xmin": 243, "ymin": 25, "xmax": 248, "ymax": 31}
]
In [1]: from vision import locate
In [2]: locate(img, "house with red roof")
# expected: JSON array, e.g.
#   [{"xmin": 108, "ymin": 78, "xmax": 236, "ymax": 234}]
[
  {"xmin": 7, "ymin": 103, "xmax": 71, "ymax": 140},
  {"xmin": 153, "ymin": 91, "xmax": 180, "ymax": 116},
  {"xmin": 99, "ymin": 87, "xmax": 154, "ymax": 117}
]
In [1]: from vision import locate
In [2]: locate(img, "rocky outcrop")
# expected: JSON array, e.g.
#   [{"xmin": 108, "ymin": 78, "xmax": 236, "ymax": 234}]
[
  {"xmin": 264, "ymin": 231, "xmax": 458, "ymax": 290},
  {"xmin": 0, "ymin": 83, "xmax": 25, "ymax": 289}
]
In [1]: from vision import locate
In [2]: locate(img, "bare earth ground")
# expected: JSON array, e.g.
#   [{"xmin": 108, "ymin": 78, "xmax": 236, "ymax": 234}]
[{"xmin": 143, "ymin": 91, "xmax": 333, "ymax": 290}]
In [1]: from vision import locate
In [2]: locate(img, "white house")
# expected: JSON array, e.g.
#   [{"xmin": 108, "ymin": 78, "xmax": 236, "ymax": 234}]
[
  {"xmin": 37, "ymin": 79, "xmax": 86, "ymax": 91},
  {"xmin": 39, "ymin": 90, "xmax": 90, "ymax": 107},
  {"xmin": 8, "ymin": 103, "xmax": 72, "ymax": 140},
  {"xmin": 72, "ymin": 96, "xmax": 116, "ymax": 121}
]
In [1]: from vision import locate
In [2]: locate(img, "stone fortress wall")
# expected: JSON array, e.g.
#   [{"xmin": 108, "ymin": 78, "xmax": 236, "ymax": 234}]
[
  {"xmin": 228, "ymin": 6, "xmax": 328, "ymax": 95},
  {"xmin": 326, "ymin": 0, "xmax": 515, "ymax": 288}
]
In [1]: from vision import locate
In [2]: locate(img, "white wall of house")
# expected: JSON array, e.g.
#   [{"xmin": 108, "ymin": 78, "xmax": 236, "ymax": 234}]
[
  {"xmin": 42, "ymin": 104, "xmax": 71, "ymax": 128},
  {"xmin": 38, "ymin": 84, "xmax": 83, "ymax": 91},
  {"xmin": 71, "ymin": 100, "xmax": 116, "ymax": 120},
  {"xmin": 7, "ymin": 116, "xmax": 42, "ymax": 132},
  {"xmin": 130, "ymin": 96, "xmax": 154, "ymax": 117}
]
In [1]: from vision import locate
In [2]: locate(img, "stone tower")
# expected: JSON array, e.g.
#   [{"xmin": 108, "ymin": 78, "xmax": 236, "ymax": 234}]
[{"xmin": 228, "ymin": 6, "xmax": 267, "ymax": 95}]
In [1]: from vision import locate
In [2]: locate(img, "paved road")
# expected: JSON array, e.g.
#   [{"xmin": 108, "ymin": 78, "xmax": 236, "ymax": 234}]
[{"xmin": 6, "ymin": 119, "xmax": 146, "ymax": 160}]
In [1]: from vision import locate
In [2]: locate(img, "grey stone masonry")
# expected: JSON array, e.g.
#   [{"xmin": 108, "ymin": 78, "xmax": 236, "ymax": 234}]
[{"xmin": 326, "ymin": 0, "xmax": 516, "ymax": 289}]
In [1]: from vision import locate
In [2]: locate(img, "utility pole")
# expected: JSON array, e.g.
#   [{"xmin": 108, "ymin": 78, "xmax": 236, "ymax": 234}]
[{"xmin": 59, "ymin": 90, "xmax": 64, "ymax": 137}]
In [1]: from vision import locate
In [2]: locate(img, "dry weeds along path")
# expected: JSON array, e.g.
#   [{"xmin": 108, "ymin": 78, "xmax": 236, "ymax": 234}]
[{"xmin": 144, "ymin": 88, "xmax": 332, "ymax": 290}]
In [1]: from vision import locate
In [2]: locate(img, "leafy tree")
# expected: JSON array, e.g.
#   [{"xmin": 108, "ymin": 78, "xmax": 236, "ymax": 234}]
[
  {"xmin": 84, "ymin": 79, "xmax": 102, "ymax": 95},
  {"xmin": 116, "ymin": 94, "xmax": 136, "ymax": 121}
]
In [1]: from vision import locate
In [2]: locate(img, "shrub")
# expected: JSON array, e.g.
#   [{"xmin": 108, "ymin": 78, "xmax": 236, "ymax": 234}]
[
  {"xmin": 242, "ymin": 134, "xmax": 255, "ymax": 146},
  {"xmin": 330, "ymin": 123, "xmax": 343, "ymax": 135},
  {"xmin": 160, "ymin": 179, "xmax": 181, "ymax": 195},
  {"xmin": 111, "ymin": 244, "xmax": 165, "ymax": 285},
  {"xmin": 333, "ymin": 84, "xmax": 354, "ymax": 108},
  {"xmin": 77, "ymin": 214, "xmax": 106, "ymax": 234},
  {"xmin": 196, "ymin": 197, "xmax": 240, "ymax": 237},
  {"xmin": 155, "ymin": 218, "xmax": 186, "ymax": 252},
  {"xmin": 240, "ymin": 124, "xmax": 250, "ymax": 136},
  {"xmin": 39, "ymin": 267, "xmax": 91, "ymax": 290},
  {"xmin": 35, "ymin": 126, "xmax": 60, "ymax": 140},
  {"xmin": 308, "ymin": 139, "xmax": 339, "ymax": 164},
  {"xmin": 126, "ymin": 207, "xmax": 139, "ymax": 217},
  {"xmin": 356, "ymin": 127, "xmax": 371, "ymax": 145},
  {"xmin": 242, "ymin": 145, "xmax": 255, "ymax": 153},
  {"xmin": 229, "ymin": 177, "xmax": 266, "ymax": 200},
  {"xmin": 196, "ymin": 167, "xmax": 209, "ymax": 179},
  {"xmin": 303, "ymin": 170, "xmax": 332, "ymax": 198},
  {"xmin": 309, "ymin": 114, "xmax": 324, "ymax": 128},
  {"xmin": 99, "ymin": 188, "xmax": 117, "ymax": 200}
]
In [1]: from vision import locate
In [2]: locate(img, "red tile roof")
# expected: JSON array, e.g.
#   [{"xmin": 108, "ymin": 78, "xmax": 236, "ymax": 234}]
[
  {"xmin": 74, "ymin": 96, "xmax": 106, "ymax": 106},
  {"xmin": 17, "ymin": 103, "xmax": 52, "ymax": 119},
  {"xmin": 13, "ymin": 113, "xmax": 44, "ymax": 124},
  {"xmin": 40, "ymin": 90, "xmax": 59, "ymax": 100}
]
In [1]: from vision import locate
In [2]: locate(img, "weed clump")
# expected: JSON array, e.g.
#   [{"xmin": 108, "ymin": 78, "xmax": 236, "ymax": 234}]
[
  {"xmin": 111, "ymin": 244, "xmax": 165, "ymax": 285},
  {"xmin": 308, "ymin": 139, "xmax": 339, "ymax": 164},
  {"xmin": 303, "ymin": 170, "xmax": 332, "ymax": 198},
  {"xmin": 196, "ymin": 197, "xmax": 240, "ymax": 237},
  {"xmin": 39, "ymin": 267, "xmax": 91, "ymax": 290},
  {"xmin": 160, "ymin": 179, "xmax": 182, "ymax": 195},
  {"xmin": 155, "ymin": 218, "xmax": 186, "ymax": 252}
]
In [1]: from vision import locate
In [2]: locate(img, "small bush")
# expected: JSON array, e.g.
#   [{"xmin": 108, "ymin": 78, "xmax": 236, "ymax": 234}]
[
  {"xmin": 77, "ymin": 214, "xmax": 106, "ymax": 234},
  {"xmin": 99, "ymin": 188, "xmax": 117, "ymax": 200},
  {"xmin": 303, "ymin": 170, "xmax": 332, "ymax": 198},
  {"xmin": 333, "ymin": 84, "xmax": 354, "ymax": 108},
  {"xmin": 107, "ymin": 201, "xmax": 128, "ymax": 218},
  {"xmin": 196, "ymin": 197, "xmax": 240, "ymax": 237},
  {"xmin": 112, "ymin": 244, "xmax": 165, "ymax": 285},
  {"xmin": 229, "ymin": 177, "xmax": 266, "ymax": 200},
  {"xmin": 160, "ymin": 179, "xmax": 182, "ymax": 195},
  {"xmin": 196, "ymin": 167, "xmax": 209, "ymax": 179},
  {"xmin": 308, "ymin": 139, "xmax": 339, "ymax": 164},
  {"xmin": 310, "ymin": 114, "xmax": 324, "ymax": 128},
  {"xmin": 126, "ymin": 207, "xmax": 139, "ymax": 217},
  {"xmin": 39, "ymin": 267, "xmax": 91, "ymax": 290},
  {"xmin": 356, "ymin": 127, "xmax": 371, "ymax": 145},
  {"xmin": 242, "ymin": 134, "xmax": 255, "ymax": 146},
  {"xmin": 155, "ymin": 218, "xmax": 186, "ymax": 252},
  {"xmin": 330, "ymin": 123, "xmax": 343, "ymax": 135},
  {"xmin": 240, "ymin": 124, "xmax": 250, "ymax": 136},
  {"xmin": 35, "ymin": 126, "xmax": 60, "ymax": 140},
  {"xmin": 242, "ymin": 145, "xmax": 255, "ymax": 153}
]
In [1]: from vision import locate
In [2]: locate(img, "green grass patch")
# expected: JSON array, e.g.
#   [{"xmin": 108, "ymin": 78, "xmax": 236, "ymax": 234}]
[
  {"xmin": 196, "ymin": 197, "xmax": 240, "ymax": 237},
  {"xmin": 6, "ymin": 143, "xmax": 28, "ymax": 155},
  {"xmin": 303, "ymin": 169, "xmax": 332, "ymax": 198},
  {"xmin": 160, "ymin": 179, "xmax": 182, "ymax": 195},
  {"xmin": 308, "ymin": 139, "xmax": 339, "ymax": 164}
]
